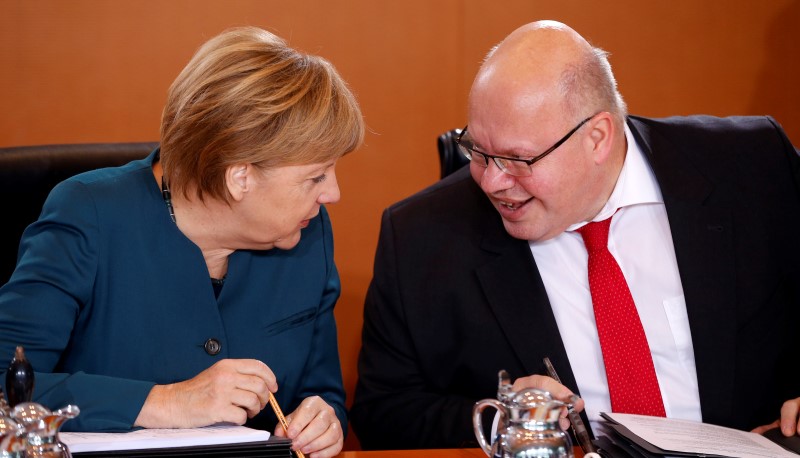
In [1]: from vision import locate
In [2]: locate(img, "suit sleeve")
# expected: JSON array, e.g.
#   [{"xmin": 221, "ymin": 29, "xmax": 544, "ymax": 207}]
[
  {"xmin": 0, "ymin": 180, "xmax": 153, "ymax": 431},
  {"xmin": 350, "ymin": 208, "xmax": 481, "ymax": 450},
  {"xmin": 767, "ymin": 116, "xmax": 800, "ymax": 193},
  {"xmin": 766, "ymin": 116, "xmax": 800, "ymax": 411}
]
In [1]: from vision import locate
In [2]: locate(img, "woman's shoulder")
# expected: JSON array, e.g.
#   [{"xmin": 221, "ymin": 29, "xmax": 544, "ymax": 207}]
[
  {"xmin": 50, "ymin": 156, "xmax": 155, "ymax": 201},
  {"xmin": 41, "ymin": 156, "xmax": 162, "ymax": 231},
  {"xmin": 66, "ymin": 155, "xmax": 154, "ymax": 190}
]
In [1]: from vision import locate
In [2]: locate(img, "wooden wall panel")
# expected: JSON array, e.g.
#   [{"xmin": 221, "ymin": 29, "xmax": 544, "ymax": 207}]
[{"xmin": 1, "ymin": 0, "xmax": 798, "ymax": 449}]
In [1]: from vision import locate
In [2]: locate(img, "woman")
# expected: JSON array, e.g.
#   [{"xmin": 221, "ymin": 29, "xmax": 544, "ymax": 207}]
[{"xmin": 0, "ymin": 26, "xmax": 363, "ymax": 457}]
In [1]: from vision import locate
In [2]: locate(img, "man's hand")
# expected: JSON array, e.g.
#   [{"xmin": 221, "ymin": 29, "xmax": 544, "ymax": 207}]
[
  {"xmin": 135, "ymin": 359, "xmax": 277, "ymax": 428},
  {"xmin": 273, "ymin": 396, "xmax": 343, "ymax": 458},
  {"xmin": 512, "ymin": 374, "xmax": 586, "ymax": 430},
  {"xmin": 752, "ymin": 397, "xmax": 800, "ymax": 436}
]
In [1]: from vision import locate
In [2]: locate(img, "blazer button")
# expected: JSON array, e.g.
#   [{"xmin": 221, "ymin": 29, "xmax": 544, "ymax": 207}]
[{"xmin": 204, "ymin": 338, "xmax": 221, "ymax": 356}]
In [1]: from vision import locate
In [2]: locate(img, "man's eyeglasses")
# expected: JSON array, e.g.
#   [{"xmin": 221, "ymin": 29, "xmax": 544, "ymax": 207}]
[{"xmin": 454, "ymin": 114, "xmax": 597, "ymax": 177}]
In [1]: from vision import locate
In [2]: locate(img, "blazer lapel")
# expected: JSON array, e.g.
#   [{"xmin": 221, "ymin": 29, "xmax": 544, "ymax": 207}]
[
  {"xmin": 472, "ymin": 206, "xmax": 579, "ymax": 393},
  {"xmin": 628, "ymin": 118, "xmax": 736, "ymax": 422}
]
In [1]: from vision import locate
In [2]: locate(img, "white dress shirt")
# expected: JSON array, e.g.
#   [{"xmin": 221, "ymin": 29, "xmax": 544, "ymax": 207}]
[{"xmin": 529, "ymin": 125, "xmax": 702, "ymax": 433}]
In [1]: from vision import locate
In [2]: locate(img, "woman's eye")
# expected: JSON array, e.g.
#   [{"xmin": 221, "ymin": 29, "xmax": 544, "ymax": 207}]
[{"xmin": 311, "ymin": 174, "xmax": 327, "ymax": 184}]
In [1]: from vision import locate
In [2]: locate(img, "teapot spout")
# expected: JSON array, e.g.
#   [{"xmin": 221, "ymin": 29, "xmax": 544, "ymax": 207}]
[{"xmin": 42, "ymin": 405, "xmax": 80, "ymax": 436}]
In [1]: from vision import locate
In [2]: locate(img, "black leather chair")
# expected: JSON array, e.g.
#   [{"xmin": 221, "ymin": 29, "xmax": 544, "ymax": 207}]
[
  {"xmin": 0, "ymin": 142, "xmax": 157, "ymax": 284},
  {"xmin": 436, "ymin": 128, "xmax": 469, "ymax": 178}
]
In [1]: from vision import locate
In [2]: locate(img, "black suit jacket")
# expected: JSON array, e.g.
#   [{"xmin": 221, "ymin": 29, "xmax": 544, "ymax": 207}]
[{"xmin": 350, "ymin": 115, "xmax": 800, "ymax": 450}]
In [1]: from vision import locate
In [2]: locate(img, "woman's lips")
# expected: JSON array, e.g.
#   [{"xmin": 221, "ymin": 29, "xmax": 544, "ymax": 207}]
[{"xmin": 300, "ymin": 212, "xmax": 319, "ymax": 229}]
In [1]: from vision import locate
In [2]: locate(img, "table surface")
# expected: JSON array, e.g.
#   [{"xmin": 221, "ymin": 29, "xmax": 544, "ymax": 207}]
[
  {"xmin": 335, "ymin": 450, "xmax": 486, "ymax": 458},
  {"xmin": 335, "ymin": 447, "xmax": 584, "ymax": 457}
]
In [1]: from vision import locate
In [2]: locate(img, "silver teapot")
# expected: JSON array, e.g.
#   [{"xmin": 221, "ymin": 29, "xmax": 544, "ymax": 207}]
[
  {"xmin": 473, "ymin": 370, "xmax": 573, "ymax": 458},
  {"xmin": 0, "ymin": 415, "xmax": 26, "ymax": 458},
  {"xmin": 11, "ymin": 402, "xmax": 79, "ymax": 458},
  {"xmin": 2, "ymin": 346, "xmax": 79, "ymax": 457}
]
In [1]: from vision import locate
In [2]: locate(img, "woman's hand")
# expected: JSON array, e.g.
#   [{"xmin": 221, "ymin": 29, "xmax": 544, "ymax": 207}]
[
  {"xmin": 135, "ymin": 359, "xmax": 277, "ymax": 428},
  {"xmin": 273, "ymin": 396, "xmax": 343, "ymax": 458}
]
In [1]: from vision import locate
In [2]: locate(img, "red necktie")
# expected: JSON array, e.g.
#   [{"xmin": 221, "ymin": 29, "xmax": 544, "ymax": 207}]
[{"xmin": 577, "ymin": 216, "xmax": 666, "ymax": 417}]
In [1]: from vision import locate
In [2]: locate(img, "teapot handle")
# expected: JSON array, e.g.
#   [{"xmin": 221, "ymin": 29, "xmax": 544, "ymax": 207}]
[{"xmin": 472, "ymin": 399, "xmax": 506, "ymax": 457}]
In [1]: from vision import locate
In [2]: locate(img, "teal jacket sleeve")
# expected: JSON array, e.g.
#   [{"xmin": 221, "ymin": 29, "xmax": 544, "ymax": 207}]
[{"xmin": 0, "ymin": 180, "xmax": 153, "ymax": 431}]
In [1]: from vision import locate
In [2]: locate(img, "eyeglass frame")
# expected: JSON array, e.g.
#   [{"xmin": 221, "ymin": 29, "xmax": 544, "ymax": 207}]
[{"xmin": 454, "ymin": 113, "xmax": 599, "ymax": 177}]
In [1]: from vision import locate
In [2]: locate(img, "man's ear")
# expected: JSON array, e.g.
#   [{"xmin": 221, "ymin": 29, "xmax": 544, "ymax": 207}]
[
  {"xmin": 225, "ymin": 164, "xmax": 251, "ymax": 202},
  {"xmin": 586, "ymin": 112, "xmax": 616, "ymax": 165}
]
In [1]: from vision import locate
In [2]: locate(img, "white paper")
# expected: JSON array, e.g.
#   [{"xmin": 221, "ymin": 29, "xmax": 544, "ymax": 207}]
[
  {"xmin": 60, "ymin": 424, "xmax": 271, "ymax": 453},
  {"xmin": 604, "ymin": 412, "xmax": 797, "ymax": 458}
]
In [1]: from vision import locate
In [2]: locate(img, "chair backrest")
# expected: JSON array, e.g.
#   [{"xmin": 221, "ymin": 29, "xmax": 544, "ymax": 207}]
[
  {"xmin": 0, "ymin": 142, "xmax": 157, "ymax": 284},
  {"xmin": 436, "ymin": 128, "xmax": 469, "ymax": 178}
]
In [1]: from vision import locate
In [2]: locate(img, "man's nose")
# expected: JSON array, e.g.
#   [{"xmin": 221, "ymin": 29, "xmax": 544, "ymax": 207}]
[{"xmin": 478, "ymin": 159, "xmax": 515, "ymax": 194}]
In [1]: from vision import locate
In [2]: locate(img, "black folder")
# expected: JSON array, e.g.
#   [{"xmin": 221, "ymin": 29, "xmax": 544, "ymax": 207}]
[{"xmin": 594, "ymin": 413, "xmax": 800, "ymax": 458}]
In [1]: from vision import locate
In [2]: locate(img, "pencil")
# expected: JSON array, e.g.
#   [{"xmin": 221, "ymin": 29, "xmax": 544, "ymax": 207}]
[{"xmin": 268, "ymin": 392, "xmax": 306, "ymax": 458}]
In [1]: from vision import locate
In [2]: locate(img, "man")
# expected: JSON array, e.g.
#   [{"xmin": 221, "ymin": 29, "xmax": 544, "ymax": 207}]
[{"xmin": 350, "ymin": 20, "xmax": 800, "ymax": 450}]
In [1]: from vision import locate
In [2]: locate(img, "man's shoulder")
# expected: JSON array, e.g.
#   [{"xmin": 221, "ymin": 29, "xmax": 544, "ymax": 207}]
[
  {"xmin": 628, "ymin": 114, "xmax": 793, "ymax": 165},
  {"xmin": 629, "ymin": 114, "xmax": 783, "ymax": 143},
  {"xmin": 387, "ymin": 167, "xmax": 486, "ymax": 218}
]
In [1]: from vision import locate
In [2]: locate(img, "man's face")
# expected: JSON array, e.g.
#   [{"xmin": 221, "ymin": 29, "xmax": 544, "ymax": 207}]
[{"xmin": 467, "ymin": 109, "xmax": 600, "ymax": 242}]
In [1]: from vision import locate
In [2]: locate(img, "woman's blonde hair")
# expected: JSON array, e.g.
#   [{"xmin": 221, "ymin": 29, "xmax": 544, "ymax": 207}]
[{"xmin": 160, "ymin": 26, "xmax": 364, "ymax": 202}]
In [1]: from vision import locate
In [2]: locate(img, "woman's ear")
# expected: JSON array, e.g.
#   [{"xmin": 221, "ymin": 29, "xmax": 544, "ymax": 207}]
[{"xmin": 225, "ymin": 164, "xmax": 251, "ymax": 202}]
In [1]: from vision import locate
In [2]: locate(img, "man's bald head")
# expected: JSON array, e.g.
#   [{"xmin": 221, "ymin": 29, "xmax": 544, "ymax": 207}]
[{"xmin": 470, "ymin": 20, "xmax": 626, "ymax": 126}]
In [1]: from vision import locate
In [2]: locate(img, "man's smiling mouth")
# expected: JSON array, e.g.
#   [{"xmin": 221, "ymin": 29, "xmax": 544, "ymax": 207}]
[{"xmin": 498, "ymin": 198, "xmax": 533, "ymax": 211}]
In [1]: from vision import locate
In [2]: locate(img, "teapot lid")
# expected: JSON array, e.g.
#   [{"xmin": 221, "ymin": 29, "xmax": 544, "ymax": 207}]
[
  {"xmin": 510, "ymin": 388, "xmax": 554, "ymax": 408},
  {"xmin": 11, "ymin": 402, "xmax": 50, "ymax": 424},
  {"xmin": 509, "ymin": 388, "xmax": 565, "ymax": 423}
]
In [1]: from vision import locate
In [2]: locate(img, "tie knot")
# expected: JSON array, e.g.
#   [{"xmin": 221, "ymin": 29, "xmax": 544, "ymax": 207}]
[{"xmin": 577, "ymin": 216, "xmax": 612, "ymax": 252}]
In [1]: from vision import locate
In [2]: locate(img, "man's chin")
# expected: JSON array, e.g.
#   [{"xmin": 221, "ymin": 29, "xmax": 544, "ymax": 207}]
[
  {"xmin": 502, "ymin": 220, "xmax": 532, "ymax": 240},
  {"xmin": 501, "ymin": 219, "xmax": 547, "ymax": 242}
]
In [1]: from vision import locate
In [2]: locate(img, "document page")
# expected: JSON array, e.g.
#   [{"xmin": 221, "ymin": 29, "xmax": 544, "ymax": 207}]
[
  {"xmin": 603, "ymin": 413, "xmax": 797, "ymax": 458},
  {"xmin": 60, "ymin": 424, "xmax": 271, "ymax": 453}
]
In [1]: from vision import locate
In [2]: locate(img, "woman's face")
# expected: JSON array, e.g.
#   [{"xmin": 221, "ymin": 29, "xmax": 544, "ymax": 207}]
[{"xmin": 234, "ymin": 159, "xmax": 341, "ymax": 250}]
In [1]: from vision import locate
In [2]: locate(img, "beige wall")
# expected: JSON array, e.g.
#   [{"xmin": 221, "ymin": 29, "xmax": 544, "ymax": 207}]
[{"xmin": 2, "ymin": 0, "xmax": 798, "ymax": 449}]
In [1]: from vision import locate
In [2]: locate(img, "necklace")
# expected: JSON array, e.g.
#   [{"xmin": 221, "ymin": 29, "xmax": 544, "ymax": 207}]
[
  {"xmin": 159, "ymin": 165, "xmax": 225, "ymax": 293},
  {"xmin": 161, "ymin": 176, "xmax": 176, "ymax": 223}
]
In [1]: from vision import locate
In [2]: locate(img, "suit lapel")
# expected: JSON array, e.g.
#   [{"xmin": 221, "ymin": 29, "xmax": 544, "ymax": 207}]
[
  {"xmin": 471, "ymin": 199, "xmax": 579, "ymax": 393},
  {"xmin": 628, "ymin": 118, "xmax": 736, "ymax": 421}
]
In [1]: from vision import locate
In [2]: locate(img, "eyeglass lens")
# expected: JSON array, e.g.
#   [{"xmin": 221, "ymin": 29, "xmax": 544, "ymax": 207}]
[
  {"xmin": 461, "ymin": 147, "xmax": 533, "ymax": 177},
  {"xmin": 486, "ymin": 152, "xmax": 529, "ymax": 176}
]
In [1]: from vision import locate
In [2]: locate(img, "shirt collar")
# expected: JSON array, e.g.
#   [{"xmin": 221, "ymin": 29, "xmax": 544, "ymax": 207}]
[{"xmin": 567, "ymin": 122, "xmax": 663, "ymax": 231}]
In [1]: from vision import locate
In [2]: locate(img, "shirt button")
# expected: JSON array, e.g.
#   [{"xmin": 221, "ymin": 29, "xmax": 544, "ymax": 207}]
[{"xmin": 204, "ymin": 338, "xmax": 221, "ymax": 356}]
